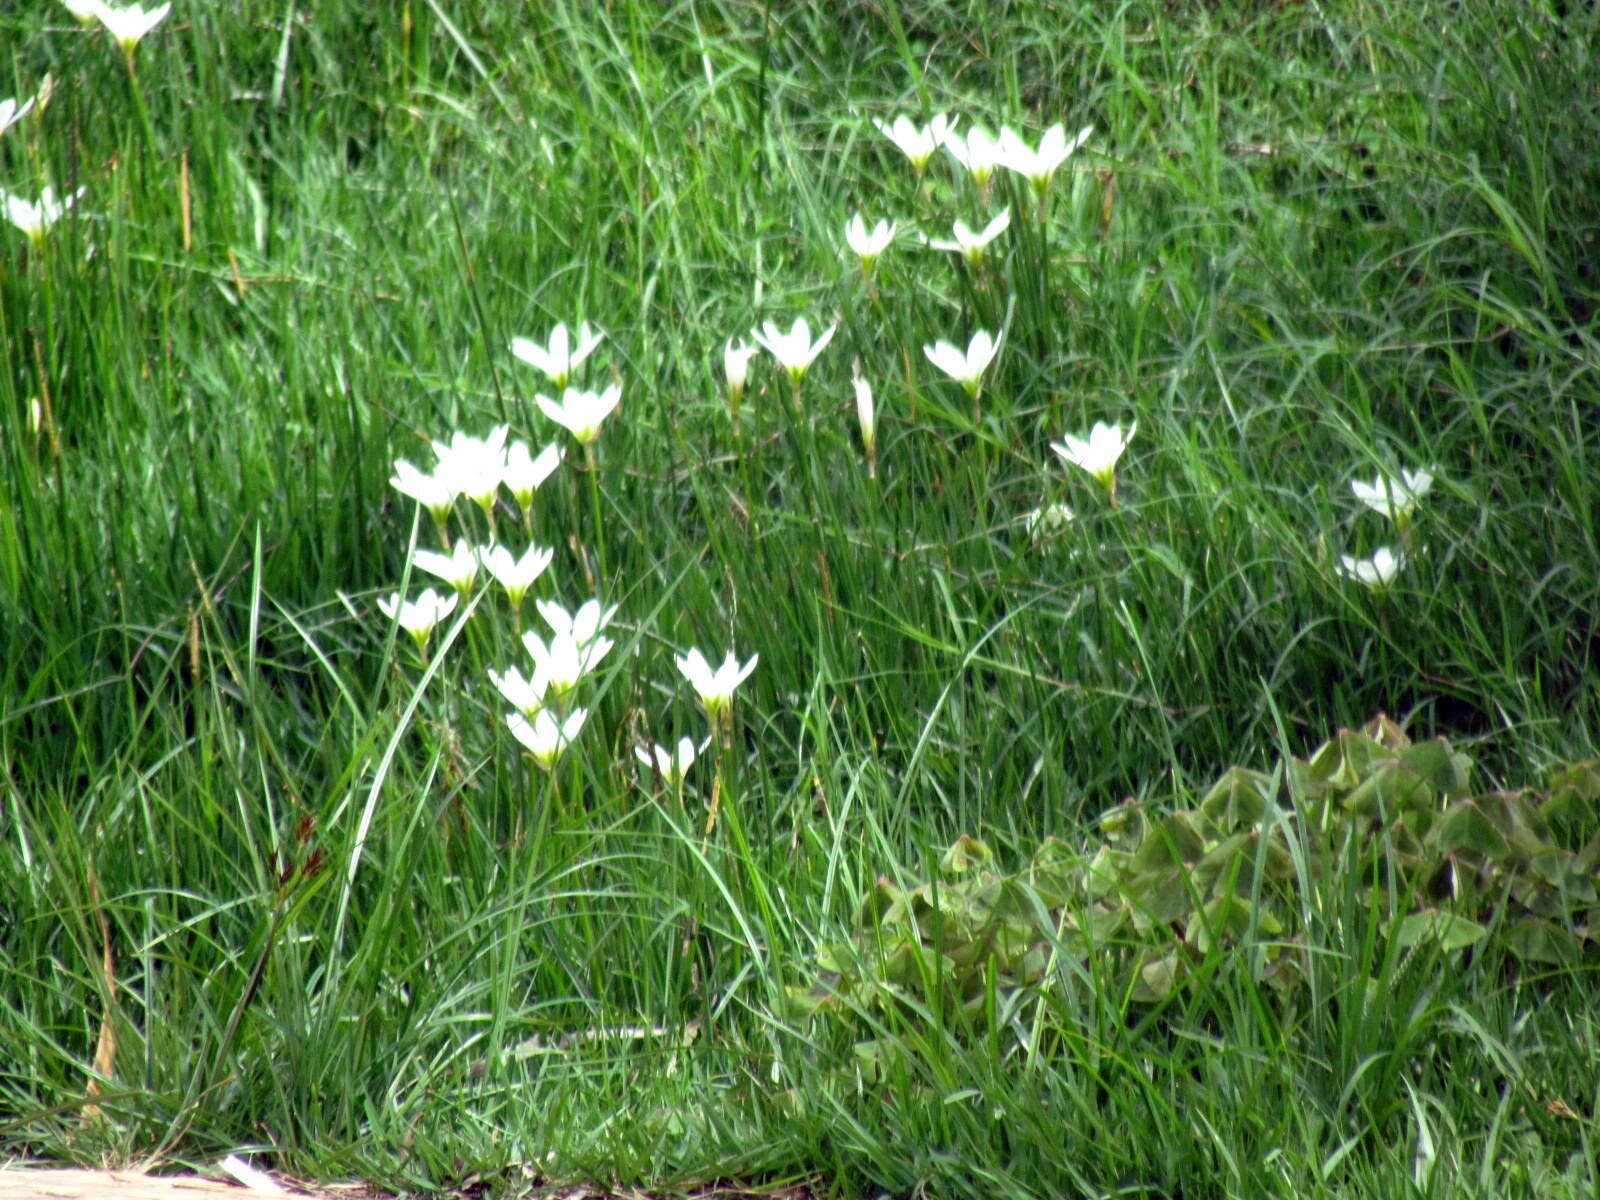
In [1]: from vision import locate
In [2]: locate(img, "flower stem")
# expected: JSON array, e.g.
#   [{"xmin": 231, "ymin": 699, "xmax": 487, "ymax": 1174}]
[{"xmin": 584, "ymin": 441, "xmax": 608, "ymax": 583}]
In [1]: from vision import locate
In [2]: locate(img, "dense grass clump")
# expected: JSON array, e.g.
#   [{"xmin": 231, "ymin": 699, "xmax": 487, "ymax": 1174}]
[{"xmin": 2, "ymin": 2, "xmax": 1597, "ymax": 1197}]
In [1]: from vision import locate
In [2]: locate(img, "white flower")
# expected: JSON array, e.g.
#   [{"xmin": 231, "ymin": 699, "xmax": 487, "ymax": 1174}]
[
  {"xmin": 922, "ymin": 209, "xmax": 1010, "ymax": 265},
  {"xmin": 844, "ymin": 213, "xmax": 896, "ymax": 274},
  {"xmin": 389, "ymin": 458, "xmax": 457, "ymax": 524},
  {"xmin": 431, "ymin": 426, "xmax": 508, "ymax": 511},
  {"xmin": 2, "ymin": 185, "xmax": 84, "ymax": 246},
  {"xmin": 377, "ymin": 588, "xmax": 457, "ymax": 647},
  {"xmin": 853, "ymin": 373, "xmax": 876, "ymax": 451},
  {"xmin": 526, "ymin": 598, "xmax": 616, "ymax": 694},
  {"xmin": 1051, "ymin": 421, "xmax": 1136, "ymax": 493},
  {"xmin": 502, "ymin": 440, "xmax": 563, "ymax": 512},
  {"xmin": 507, "ymin": 707, "xmax": 588, "ymax": 768},
  {"xmin": 1338, "ymin": 546, "xmax": 1406, "ymax": 589},
  {"xmin": 411, "ymin": 540, "xmax": 481, "ymax": 595},
  {"xmin": 1025, "ymin": 502, "xmax": 1076, "ymax": 537},
  {"xmin": 942, "ymin": 124, "xmax": 1003, "ymax": 186},
  {"xmin": 488, "ymin": 665, "xmax": 547, "ymax": 716},
  {"xmin": 90, "ymin": 2, "xmax": 172, "ymax": 52},
  {"xmin": 635, "ymin": 736, "xmax": 700, "ymax": 787},
  {"xmin": 480, "ymin": 543, "xmax": 553, "ymax": 606},
  {"xmin": 923, "ymin": 330, "xmax": 1000, "ymax": 396},
  {"xmin": 537, "ymin": 383, "xmax": 621, "ymax": 446},
  {"xmin": 0, "ymin": 95, "xmax": 37, "ymax": 138},
  {"xmin": 998, "ymin": 123, "xmax": 1093, "ymax": 190},
  {"xmin": 752, "ymin": 318, "xmax": 837, "ymax": 385},
  {"xmin": 510, "ymin": 321, "xmax": 604, "ymax": 388},
  {"xmin": 1351, "ymin": 468, "xmax": 1434, "ymax": 526},
  {"xmin": 872, "ymin": 113, "xmax": 953, "ymax": 174},
  {"xmin": 724, "ymin": 339, "xmax": 758, "ymax": 404},
  {"xmin": 535, "ymin": 597, "xmax": 617, "ymax": 647},
  {"xmin": 522, "ymin": 629, "xmax": 612, "ymax": 694},
  {"xmin": 676, "ymin": 647, "xmax": 758, "ymax": 718},
  {"xmin": 60, "ymin": 0, "xmax": 106, "ymax": 25}
]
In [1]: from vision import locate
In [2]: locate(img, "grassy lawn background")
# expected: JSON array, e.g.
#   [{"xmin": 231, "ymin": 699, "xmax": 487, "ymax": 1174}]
[{"xmin": 3, "ymin": 1, "xmax": 1597, "ymax": 1196}]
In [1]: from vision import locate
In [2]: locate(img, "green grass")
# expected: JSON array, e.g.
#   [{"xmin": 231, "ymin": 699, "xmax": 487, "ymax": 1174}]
[{"xmin": 3, "ymin": 1, "xmax": 1598, "ymax": 1196}]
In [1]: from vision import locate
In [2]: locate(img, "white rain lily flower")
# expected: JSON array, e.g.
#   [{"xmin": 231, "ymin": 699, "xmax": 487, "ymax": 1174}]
[
  {"xmin": 510, "ymin": 321, "xmax": 604, "ymax": 388},
  {"xmin": 724, "ymin": 339, "xmax": 758, "ymax": 406},
  {"xmin": 752, "ymin": 318, "xmax": 837, "ymax": 386},
  {"xmin": 502, "ymin": 440, "xmax": 563, "ymax": 513},
  {"xmin": 844, "ymin": 213, "xmax": 896, "ymax": 275},
  {"xmin": 521, "ymin": 629, "xmax": 613, "ymax": 695},
  {"xmin": 2, "ymin": 186, "xmax": 84, "ymax": 246},
  {"xmin": 676, "ymin": 647, "xmax": 759, "ymax": 719},
  {"xmin": 507, "ymin": 707, "xmax": 588, "ymax": 769},
  {"xmin": 0, "ymin": 95, "xmax": 37, "ymax": 138},
  {"xmin": 411, "ymin": 540, "xmax": 481, "ymax": 595},
  {"xmin": 923, "ymin": 330, "xmax": 1000, "ymax": 396},
  {"xmin": 922, "ymin": 209, "xmax": 1011, "ymax": 266},
  {"xmin": 488, "ymin": 665, "xmax": 547, "ymax": 716},
  {"xmin": 998, "ymin": 123, "xmax": 1094, "ymax": 191},
  {"xmin": 537, "ymin": 382, "xmax": 621, "ymax": 446},
  {"xmin": 853, "ymin": 373, "xmax": 876, "ymax": 453},
  {"xmin": 377, "ymin": 588, "xmax": 457, "ymax": 649},
  {"xmin": 635, "ymin": 736, "xmax": 700, "ymax": 787},
  {"xmin": 1025, "ymin": 502, "xmax": 1076, "ymax": 538},
  {"xmin": 535, "ymin": 597, "xmax": 617, "ymax": 647},
  {"xmin": 1051, "ymin": 421, "xmax": 1137, "ymax": 494},
  {"xmin": 942, "ymin": 124, "xmax": 1004, "ymax": 186},
  {"xmin": 389, "ymin": 458, "xmax": 457, "ymax": 524},
  {"xmin": 91, "ymin": 2, "xmax": 172, "ymax": 53},
  {"xmin": 872, "ymin": 113, "xmax": 954, "ymax": 174},
  {"xmin": 480, "ymin": 543, "xmax": 553, "ymax": 607},
  {"xmin": 1351, "ymin": 467, "xmax": 1434, "ymax": 528},
  {"xmin": 1338, "ymin": 546, "xmax": 1406, "ymax": 590},
  {"xmin": 432, "ymin": 426, "xmax": 508, "ymax": 512},
  {"xmin": 60, "ymin": 0, "xmax": 107, "ymax": 25}
]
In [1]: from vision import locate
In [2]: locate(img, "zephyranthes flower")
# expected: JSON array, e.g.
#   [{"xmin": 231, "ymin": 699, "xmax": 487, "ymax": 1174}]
[
  {"xmin": 853, "ymin": 371, "xmax": 876, "ymax": 477},
  {"xmin": 525, "ymin": 598, "xmax": 617, "ymax": 694},
  {"xmin": 535, "ymin": 597, "xmax": 617, "ymax": 647},
  {"xmin": 635, "ymin": 736, "xmax": 700, "ymax": 788},
  {"xmin": 1025, "ymin": 502, "xmax": 1076, "ymax": 539},
  {"xmin": 488, "ymin": 665, "xmax": 547, "ymax": 716},
  {"xmin": 752, "ymin": 318, "xmax": 837, "ymax": 387},
  {"xmin": 511, "ymin": 321, "xmax": 604, "ymax": 389},
  {"xmin": 844, "ymin": 213, "xmax": 896, "ymax": 277},
  {"xmin": 480, "ymin": 543, "xmax": 553, "ymax": 607},
  {"xmin": 922, "ymin": 209, "xmax": 1010, "ymax": 266},
  {"xmin": 502, "ymin": 440, "xmax": 563, "ymax": 516},
  {"xmin": 2, "ymin": 186, "xmax": 84, "ymax": 247},
  {"xmin": 942, "ymin": 124, "xmax": 1003, "ymax": 188},
  {"xmin": 998, "ymin": 123, "xmax": 1094, "ymax": 193},
  {"xmin": 1351, "ymin": 467, "xmax": 1434, "ymax": 530},
  {"xmin": 389, "ymin": 458, "xmax": 457, "ymax": 526},
  {"xmin": 60, "ymin": 0, "xmax": 105, "ymax": 25},
  {"xmin": 1051, "ymin": 421, "xmax": 1136, "ymax": 497},
  {"xmin": 522, "ymin": 629, "xmax": 613, "ymax": 695},
  {"xmin": 537, "ymin": 383, "xmax": 622, "ymax": 446},
  {"xmin": 431, "ymin": 426, "xmax": 508, "ymax": 514},
  {"xmin": 90, "ymin": 2, "xmax": 172, "ymax": 54},
  {"xmin": 0, "ymin": 95, "xmax": 37, "ymax": 138},
  {"xmin": 676, "ymin": 647, "xmax": 758, "ymax": 720},
  {"xmin": 923, "ymin": 330, "xmax": 1000, "ymax": 397},
  {"xmin": 378, "ymin": 588, "xmax": 457, "ymax": 651},
  {"xmin": 412, "ymin": 540, "xmax": 481, "ymax": 595},
  {"xmin": 872, "ymin": 113, "xmax": 953, "ymax": 176},
  {"xmin": 724, "ymin": 340, "xmax": 757, "ymax": 403},
  {"xmin": 507, "ymin": 707, "xmax": 588, "ymax": 769},
  {"xmin": 1338, "ymin": 546, "xmax": 1406, "ymax": 590}
]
